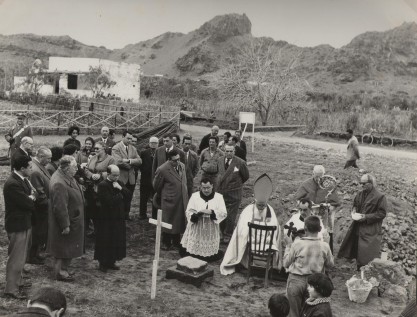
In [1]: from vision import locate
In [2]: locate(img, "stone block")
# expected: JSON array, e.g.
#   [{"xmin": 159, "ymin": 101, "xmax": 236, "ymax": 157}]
[
  {"xmin": 166, "ymin": 265, "xmax": 214, "ymax": 287},
  {"xmin": 177, "ymin": 256, "xmax": 208, "ymax": 274}
]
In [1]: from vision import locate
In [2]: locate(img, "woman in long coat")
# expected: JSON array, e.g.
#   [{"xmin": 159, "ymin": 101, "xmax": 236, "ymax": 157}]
[
  {"xmin": 48, "ymin": 155, "xmax": 84, "ymax": 281},
  {"xmin": 83, "ymin": 141, "xmax": 115, "ymax": 232}
]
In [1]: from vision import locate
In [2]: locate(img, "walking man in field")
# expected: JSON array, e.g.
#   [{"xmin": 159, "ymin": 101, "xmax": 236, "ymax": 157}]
[{"xmin": 344, "ymin": 129, "xmax": 360, "ymax": 169}]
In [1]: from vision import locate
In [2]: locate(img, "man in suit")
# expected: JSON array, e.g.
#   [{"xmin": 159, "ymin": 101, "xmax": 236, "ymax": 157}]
[
  {"xmin": 198, "ymin": 125, "xmax": 219, "ymax": 154},
  {"xmin": 10, "ymin": 136, "xmax": 33, "ymax": 171},
  {"xmin": 152, "ymin": 133, "xmax": 185, "ymax": 181},
  {"xmin": 4, "ymin": 112, "xmax": 33, "ymax": 159},
  {"xmin": 229, "ymin": 136, "xmax": 246, "ymax": 161},
  {"xmin": 153, "ymin": 149, "xmax": 188, "ymax": 250},
  {"xmin": 235, "ymin": 129, "xmax": 247, "ymax": 155},
  {"xmin": 112, "ymin": 130, "xmax": 142, "ymax": 220},
  {"xmin": 139, "ymin": 137, "xmax": 159, "ymax": 220},
  {"xmin": 28, "ymin": 147, "xmax": 52, "ymax": 265},
  {"xmin": 182, "ymin": 135, "xmax": 199, "ymax": 197},
  {"xmin": 217, "ymin": 144, "xmax": 249, "ymax": 241},
  {"xmin": 95, "ymin": 126, "xmax": 116, "ymax": 155},
  {"xmin": 3, "ymin": 155, "xmax": 37, "ymax": 299}
]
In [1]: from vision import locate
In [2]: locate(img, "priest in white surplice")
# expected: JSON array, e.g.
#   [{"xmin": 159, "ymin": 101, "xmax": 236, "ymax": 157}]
[
  {"xmin": 181, "ymin": 177, "xmax": 227, "ymax": 259},
  {"xmin": 220, "ymin": 174, "xmax": 281, "ymax": 275}
]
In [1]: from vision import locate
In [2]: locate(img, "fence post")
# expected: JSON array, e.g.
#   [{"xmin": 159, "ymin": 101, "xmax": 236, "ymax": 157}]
[
  {"xmin": 159, "ymin": 106, "xmax": 161, "ymax": 124},
  {"xmin": 57, "ymin": 112, "xmax": 61, "ymax": 135},
  {"xmin": 87, "ymin": 113, "xmax": 90, "ymax": 135}
]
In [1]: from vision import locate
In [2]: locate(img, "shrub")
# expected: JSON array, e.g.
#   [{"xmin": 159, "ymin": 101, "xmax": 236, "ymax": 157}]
[{"xmin": 346, "ymin": 112, "xmax": 359, "ymax": 131}]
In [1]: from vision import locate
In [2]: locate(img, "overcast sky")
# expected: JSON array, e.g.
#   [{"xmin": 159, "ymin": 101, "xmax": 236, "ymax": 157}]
[{"xmin": 0, "ymin": 0, "xmax": 415, "ymax": 49}]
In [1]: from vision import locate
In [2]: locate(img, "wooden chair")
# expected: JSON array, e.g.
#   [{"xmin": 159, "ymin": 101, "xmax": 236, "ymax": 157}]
[{"xmin": 246, "ymin": 222, "xmax": 277, "ymax": 287}]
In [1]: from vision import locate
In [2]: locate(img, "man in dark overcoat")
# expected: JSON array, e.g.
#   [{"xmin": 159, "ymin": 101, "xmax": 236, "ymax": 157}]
[
  {"xmin": 48, "ymin": 155, "xmax": 84, "ymax": 282},
  {"xmin": 153, "ymin": 149, "xmax": 189, "ymax": 250},
  {"xmin": 152, "ymin": 133, "xmax": 185, "ymax": 181},
  {"xmin": 95, "ymin": 165, "xmax": 131, "ymax": 272},
  {"xmin": 217, "ymin": 144, "xmax": 249, "ymax": 240},
  {"xmin": 3, "ymin": 155, "xmax": 37, "ymax": 299},
  {"xmin": 10, "ymin": 136, "xmax": 33, "ymax": 171},
  {"xmin": 182, "ymin": 135, "xmax": 199, "ymax": 197},
  {"xmin": 338, "ymin": 174, "xmax": 387, "ymax": 269},
  {"xmin": 139, "ymin": 136, "xmax": 159, "ymax": 219},
  {"xmin": 28, "ymin": 147, "xmax": 52, "ymax": 264}
]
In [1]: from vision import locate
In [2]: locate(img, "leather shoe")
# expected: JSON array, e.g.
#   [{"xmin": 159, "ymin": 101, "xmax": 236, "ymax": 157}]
[
  {"xmin": 138, "ymin": 214, "xmax": 148, "ymax": 220},
  {"xmin": 56, "ymin": 274, "xmax": 74, "ymax": 282},
  {"xmin": 107, "ymin": 264, "xmax": 120, "ymax": 271},
  {"xmin": 3, "ymin": 292, "xmax": 27, "ymax": 300},
  {"xmin": 27, "ymin": 257, "xmax": 45, "ymax": 265}
]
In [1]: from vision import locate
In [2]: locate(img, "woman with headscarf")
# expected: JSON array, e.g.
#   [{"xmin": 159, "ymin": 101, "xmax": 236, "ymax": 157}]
[
  {"xmin": 48, "ymin": 155, "xmax": 84, "ymax": 281},
  {"xmin": 76, "ymin": 137, "xmax": 95, "ymax": 165},
  {"xmin": 83, "ymin": 141, "xmax": 116, "ymax": 234},
  {"xmin": 63, "ymin": 126, "xmax": 81, "ymax": 150}
]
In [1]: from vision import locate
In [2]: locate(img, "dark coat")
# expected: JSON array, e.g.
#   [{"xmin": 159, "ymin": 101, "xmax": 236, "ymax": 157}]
[
  {"xmin": 139, "ymin": 147, "xmax": 156, "ymax": 187},
  {"xmin": 198, "ymin": 133, "xmax": 212, "ymax": 154},
  {"xmin": 153, "ymin": 161, "xmax": 188, "ymax": 234},
  {"xmin": 5, "ymin": 124, "xmax": 32, "ymax": 158},
  {"xmin": 94, "ymin": 137, "xmax": 116, "ymax": 155},
  {"xmin": 237, "ymin": 139, "xmax": 247, "ymax": 155},
  {"xmin": 46, "ymin": 162, "xmax": 59, "ymax": 176},
  {"xmin": 47, "ymin": 169, "xmax": 84, "ymax": 259},
  {"xmin": 63, "ymin": 138, "xmax": 81, "ymax": 150},
  {"xmin": 217, "ymin": 156, "xmax": 249, "ymax": 194},
  {"xmin": 338, "ymin": 188, "xmax": 387, "ymax": 266},
  {"xmin": 294, "ymin": 178, "xmax": 340, "ymax": 206},
  {"xmin": 300, "ymin": 301, "xmax": 333, "ymax": 317},
  {"xmin": 95, "ymin": 179, "xmax": 131, "ymax": 264},
  {"xmin": 152, "ymin": 146, "xmax": 186, "ymax": 180},
  {"xmin": 234, "ymin": 145, "xmax": 246, "ymax": 161},
  {"xmin": 3, "ymin": 172, "xmax": 35, "ymax": 233},
  {"xmin": 10, "ymin": 148, "xmax": 31, "ymax": 170},
  {"xmin": 30, "ymin": 159, "xmax": 51, "ymax": 244},
  {"xmin": 184, "ymin": 150, "xmax": 199, "ymax": 196}
]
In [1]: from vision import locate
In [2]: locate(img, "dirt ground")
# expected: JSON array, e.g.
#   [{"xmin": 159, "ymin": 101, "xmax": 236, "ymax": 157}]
[{"xmin": 0, "ymin": 125, "xmax": 415, "ymax": 316}]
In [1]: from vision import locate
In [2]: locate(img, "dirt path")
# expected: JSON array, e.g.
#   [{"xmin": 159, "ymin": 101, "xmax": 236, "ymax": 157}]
[{"xmin": 181, "ymin": 124, "xmax": 417, "ymax": 161}]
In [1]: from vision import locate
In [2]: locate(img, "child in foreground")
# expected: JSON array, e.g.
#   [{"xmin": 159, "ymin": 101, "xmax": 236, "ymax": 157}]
[
  {"xmin": 300, "ymin": 273, "xmax": 334, "ymax": 317},
  {"xmin": 268, "ymin": 293, "xmax": 290, "ymax": 317},
  {"xmin": 283, "ymin": 215, "xmax": 334, "ymax": 317}
]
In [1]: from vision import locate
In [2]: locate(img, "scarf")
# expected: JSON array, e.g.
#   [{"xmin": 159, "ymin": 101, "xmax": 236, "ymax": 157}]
[
  {"xmin": 200, "ymin": 190, "xmax": 215, "ymax": 202},
  {"xmin": 305, "ymin": 297, "xmax": 331, "ymax": 306}
]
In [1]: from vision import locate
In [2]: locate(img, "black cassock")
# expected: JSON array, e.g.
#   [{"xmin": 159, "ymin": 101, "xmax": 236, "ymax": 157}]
[{"xmin": 95, "ymin": 179, "xmax": 132, "ymax": 265}]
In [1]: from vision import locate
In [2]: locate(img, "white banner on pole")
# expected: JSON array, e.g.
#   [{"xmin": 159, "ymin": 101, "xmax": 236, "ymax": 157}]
[{"xmin": 239, "ymin": 112, "xmax": 256, "ymax": 152}]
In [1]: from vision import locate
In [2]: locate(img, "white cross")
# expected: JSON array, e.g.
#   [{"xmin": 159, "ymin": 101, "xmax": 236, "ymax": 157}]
[{"xmin": 149, "ymin": 209, "xmax": 172, "ymax": 300}]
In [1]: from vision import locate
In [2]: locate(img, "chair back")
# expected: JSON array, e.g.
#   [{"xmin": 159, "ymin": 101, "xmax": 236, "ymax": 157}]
[{"xmin": 247, "ymin": 222, "xmax": 277, "ymax": 256}]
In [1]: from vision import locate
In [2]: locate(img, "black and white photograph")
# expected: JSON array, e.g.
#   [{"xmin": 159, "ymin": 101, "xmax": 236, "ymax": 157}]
[{"xmin": 0, "ymin": 0, "xmax": 415, "ymax": 316}]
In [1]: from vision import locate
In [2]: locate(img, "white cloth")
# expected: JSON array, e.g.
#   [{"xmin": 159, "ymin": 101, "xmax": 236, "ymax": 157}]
[
  {"xmin": 284, "ymin": 211, "xmax": 328, "ymax": 242},
  {"xmin": 181, "ymin": 192, "xmax": 227, "ymax": 257},
  {"xmin": 220, "ymin": 203, "xmax": 281, "ymax": 275}
]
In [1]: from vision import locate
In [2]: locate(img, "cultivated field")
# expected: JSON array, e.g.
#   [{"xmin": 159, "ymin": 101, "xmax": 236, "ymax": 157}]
[{"xmin": 0, "ymin": 126, "xmax": 415, "ymax": 316}]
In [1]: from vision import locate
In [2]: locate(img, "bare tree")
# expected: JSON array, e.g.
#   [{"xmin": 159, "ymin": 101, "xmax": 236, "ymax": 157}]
[
  {"xmin": 213, "ymin": 39, "xmax": 307, "ymax": 126},
  {"xmin": 86, "ymin": 66, "xmax": 116, "ymax": 98}
]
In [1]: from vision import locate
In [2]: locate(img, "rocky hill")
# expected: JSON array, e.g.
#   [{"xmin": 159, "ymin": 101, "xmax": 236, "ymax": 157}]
[{"xmin": 0, "ymin": 14, "xmax": 416, "ymax": 97}]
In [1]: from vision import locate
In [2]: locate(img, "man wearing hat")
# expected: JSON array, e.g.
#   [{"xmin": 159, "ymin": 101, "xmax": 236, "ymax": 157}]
[
  {"xmin": 139, "ymin": 136, "xmax": 159, "ymax": 220},
  {"xmin": 4, "ymin": 113, "xmax": 33, "ymax": 159}
]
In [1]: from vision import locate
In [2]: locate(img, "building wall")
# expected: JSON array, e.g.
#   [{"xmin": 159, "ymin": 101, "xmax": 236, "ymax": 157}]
[
  {"xmin": 48, "ymin": 57, "xmax": 140, "ymax": 102},
  {"xmin": 13, "ymin": 76, "xmax": 54, "ymax": 95}
]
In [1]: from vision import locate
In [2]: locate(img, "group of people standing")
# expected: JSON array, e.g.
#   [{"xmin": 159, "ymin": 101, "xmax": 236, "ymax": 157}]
[{"xmin": 2, "ymin": 114, "xmax": 390, "ymax": 317}]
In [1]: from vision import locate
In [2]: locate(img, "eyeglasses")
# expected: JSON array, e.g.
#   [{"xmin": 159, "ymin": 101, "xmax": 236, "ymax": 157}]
[
  {"xmin": 94, "ymin": 147, "xmax": 102, "ymax": 151},
  {"xmin": 360, "ymin": 182, "xmax": 369, "ymax": 185}
]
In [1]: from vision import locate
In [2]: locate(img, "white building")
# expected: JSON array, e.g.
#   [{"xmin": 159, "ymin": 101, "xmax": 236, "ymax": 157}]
[{"xmin": 14, "ymin": 57, "xmax": 141, "ymax": 102}]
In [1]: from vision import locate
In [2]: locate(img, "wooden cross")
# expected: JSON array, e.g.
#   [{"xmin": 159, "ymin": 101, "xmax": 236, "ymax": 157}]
[{"xmin": 149, "ymin": 209, "xmax": 172, "ymax": 299}]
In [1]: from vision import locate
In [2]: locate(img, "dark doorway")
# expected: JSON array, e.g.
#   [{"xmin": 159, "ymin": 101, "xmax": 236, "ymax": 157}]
[
  {"xmin": 67, "ymin": 74, "xmax": 78, "ymax": 90},
  {"xmin": 54, "ymin": 78, "xmax": 59, "ymax": 94}
]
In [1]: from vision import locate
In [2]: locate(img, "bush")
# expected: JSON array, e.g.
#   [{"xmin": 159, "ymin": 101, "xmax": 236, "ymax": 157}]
[
  {"xmin": 306, "ymin": 110, "xmax": 320, "ymax": 134},
  {"xmin": 346, "ymin": 112, "xmax": 359, "ymax": 131}
]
